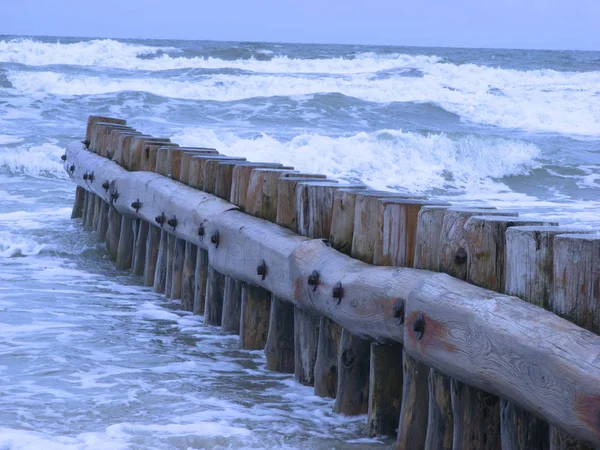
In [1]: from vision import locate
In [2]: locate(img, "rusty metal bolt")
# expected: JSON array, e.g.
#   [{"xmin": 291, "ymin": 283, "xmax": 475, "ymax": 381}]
[
  {"xmin": 332, "ymin": 282, "xmax": 343, "ymax": 305},
  {"xmin": 210, "ymin": 230, "xmax": 219, "ymax": 248},
  {"xmin": 61, "ymin": 154, "xmax": 67, "ymax": 161},
  {"xmin": 155, "ymin": 213, "xmax": 165, "ymax": 225},
  {"xmin": 198, "ymin": 224, "xmax": 205, "ymax": 238},
  {"xmin": 88, "ymin": 172, "xmax": 94, "ymax": 182},
  {"xmin": 413, "ymin": 312, "xmax": 425, "ymax": 340},
  {"xmin": 83, "ymin": 172, "xmax": 88, "ymax": 180},
  {"xmin": 257, "ymin": 260, "xmax": 267, "ymax": 280},
  {"xmin": 110, "ymin": 191, "xmax": 119, "ymax": 202},
  {"xmin": 454, "ymin": 247, "xmax": 468, "ymax": 265},
  {"xmin": 82, "ymin": 140, "xmax": 90, "ymax": 149},
  {"xmin": 102, "ymin": 181, "xmax": 110, "ymax": 191},
  {"xmin": 131, "ymin": 200, "xmax": 141, "ymax": 212},
  {"xmin": 69, "ymin": 164, "xmax": 75, "ymax": 173},
  {"xmin": 307, "ymin": 270, "xmax": 320, "ymax": 291},
  {"xmin": 167, "ymin": 217, "xmax": 178, "ymax": 229},
  {"xmin": 393, "ymin": 299, "xmax": 405, "ymax": 325}
]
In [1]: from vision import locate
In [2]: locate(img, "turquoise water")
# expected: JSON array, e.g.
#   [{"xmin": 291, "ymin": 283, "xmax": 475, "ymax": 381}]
[{"xmin": 0, "ymin": 35, "xmax": 598, "ymax": 449}]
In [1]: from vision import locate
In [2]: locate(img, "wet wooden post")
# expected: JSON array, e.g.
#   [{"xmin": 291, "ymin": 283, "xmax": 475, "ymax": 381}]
[
  {"xmin": 238, "ymin": 168, "xmax": 298, "ymax": 349},
  {"xmin": 96, "ymin": 201, "xmax": 110, "ymax": 242},
  {"xmin": 435, "ymin": 207, "xmax": 517, "ymax": 450},
  {"xmin": 368, "ymin": 200, "xmax": 445, "ymax": 440},
  {"xmin": 263, "ymin": 175, "xmax": 329, "ymax": 372},
  {"xmin": 455, "ymin": 216, "xmax": 557, "ymax": 450},
  {"xmin": 293, "ymin": 180, "xmax": 345, "ymax": 387},
  {"xmin": 413, "ymin": 205, "xmax": 453, "ymax": 448},
  {"xmin": 229, "ymin": 163, "xmax": 288, "ymax": 347},
  {"xmin": 187, "ymin": 155, "xmax": 245, "ymax": 317},
  {"xmin": 71, "ymin": 186, "xmax": 86, "ymax": 219},
  {"xmin": 550, "ymin": 233, "xmax": 600, "ymax": 450}
]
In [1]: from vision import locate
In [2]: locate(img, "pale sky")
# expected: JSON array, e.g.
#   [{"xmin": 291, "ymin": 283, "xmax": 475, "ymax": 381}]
[{"xmin": 1, "ymin": 0, "xmax": 599, "ymax": 51}]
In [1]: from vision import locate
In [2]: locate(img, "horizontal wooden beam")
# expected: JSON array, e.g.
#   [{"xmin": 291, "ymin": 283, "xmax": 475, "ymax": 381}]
[{"xmin": 64, "ymin": 141, "xmax": 600, "ymax": 446}]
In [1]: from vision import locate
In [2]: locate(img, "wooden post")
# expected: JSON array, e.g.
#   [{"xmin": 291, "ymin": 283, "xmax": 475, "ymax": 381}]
[
  {"xmin": 263, "ymin": 174, "xmax": 329, "ymax": 372},
  {"xmin": 96, "ymin": 201, "xmax": 110, "ymax": 242},
  {"xmin": 115, "ymin": 216, "xmax": 134, "ymax": 270},
  {"xmin": 234, "ymin": 164, "xmax": 290, "ymax": 345},
  {"xmin": 71, "ymin": 186, "xmax": 86, "ymax": 219},
  {"xmin": 128, "ymin": 137, "xmax": 172, "ymax": 171},
  {"xmin": 168, "ymin": 147, "xmax": 218, "ymax": 181},
  {"xmin": 550, "ymin": 233, "xmax": 600, "ymax": 450},
  {"xmin": 153, "ymin": 226, "xmax": 168, "ymax": 293},
  {"xmin": 188, "ymin": 156, "xmax": 245, "ymax": 318},
  {"xmin": 452, "ymin": 216, "xmax": 557, "ymax": 450},
  {"xmin": 164, "ymin": 232, "xmax": 176, "ymax": 296},
  {"xmin": 111, "ymin": 132, "xmax": 146, "ymax": 165},
  {"xmin": 181, "ymin": 242, "xmax": 197, "ymax": 311},
  {"xmin": 169, "ymin": 236, "xmax": 185, "ymax": 299},
  {"xmin": 105, "ymin": 204, "xmax": 122, "ymax": 261},
  {"xmin": 132, "ymin": 220, "xmax": 149, "ymax": 276},
  {"xmin": 85, "ymin": 116, "xmax": 126, "ymax": 148},
  {"xmin": 414, "ymin": 205, "xmax": 452, "ymax": 448}
]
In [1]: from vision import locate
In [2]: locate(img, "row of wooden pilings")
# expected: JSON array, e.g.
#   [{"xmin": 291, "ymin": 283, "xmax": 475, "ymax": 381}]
[{"xmin": 67, "ymin": 116, "xmax": 600, "ymax": 450}]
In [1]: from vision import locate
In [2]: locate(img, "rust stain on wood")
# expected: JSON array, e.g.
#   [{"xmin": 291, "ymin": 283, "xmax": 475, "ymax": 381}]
[
  {"xmin": 574, "ymin": 393, "xmax": 600, "ymax": 442},
  {"xmin": 406, "ymin": 311, "xmax": 456, "ymax": 354}
]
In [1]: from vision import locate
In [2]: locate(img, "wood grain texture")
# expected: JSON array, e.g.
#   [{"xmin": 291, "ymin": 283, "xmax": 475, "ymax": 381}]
[
  {"xmin": 294, "ymin": 307, "xmax": 320, "ymax": 386},
  {"xmin": 143, "ymin": 224, "xmax": 160, "ymax": 287},
  {"xmin": 96, "ymin": 200, "xmax": 109, "ymax": 242},
  {"xmin": 333, "ymin": 329, "xmax": 371, "ymax": 415},
  {"xmin": 132, "ymin": 220, "xmax": 148, "ymax": 276},
  {"xmin": 413, "ymin": 205, "xmax": 450, "ymax": 272},
  {"xmin": 221, "ymin": 277, "xmax": 242, "ymax": 333},
  {"xmin": 153, "ymin": 229, "xmax": 168, "ymax": 293},
  {"xmin": 275, "ymin": 177, "xmax": 332, "ymax": 232},
  {"xmin": 115, "ymin": 216, "xmax": 134, "ymax": 270},
  {"xmin": 170, "ymin": 237, "xmax": 185, "ymax": 300},
  {"xmin": 181, "ymin": 242, "xmax": 197, "ymax": 311},
  {"xmin": 193, "ymin": 247, "xmax": 208, "ymax": 315},
  {"xmin": 439, "ymin": 208, "xmax": 515, "ymax": 281},
  {"xmin": 368, "ymin": 342, "xmax": 403, "ymax": 437},
  {"xmin": 425, "ymin": 369, "xmax": 453, "ymax": 450},
  {"xmin": 85, "ymin": 116, "xmax": 126, "ymax": 145},
  {"xmin": 66, "ymin": 141, "xmax": 600, "ymax": 446},
  {"xmin": 265, "ymin": 296, "xmax": 296, "ymax": 373},
  {"xmin": 314, "ymin": 317, "xmax": 342, "ymax": 398},
  {"xmin": 239, "ymin": 284, "xmax": 272, "ymax": 349},
  {"xmin": 71, "ymin": 186, "xmax": 86, "ymax": 219}
]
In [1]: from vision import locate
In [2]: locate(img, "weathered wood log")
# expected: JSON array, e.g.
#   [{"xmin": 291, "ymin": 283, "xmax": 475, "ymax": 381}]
[
  {"xmin": 129, "ymin": 137, "xmax": 172, "ymax": 171},
  {"xmin": 65, "ymin": 142, "xmax": 600, "ymax": 446},
  {"xmin": 85, "ymin": 116, "xmax": 126, "ymax": 147},
  {"xmin": 549, "ymin": 233, "xmax": 600, "ymax": 450},
  {"xmin": 132, "ymin": 220, "xmax": 149, "ymax": 276},
  {"xmin": 236, "ymin": 165, "xmax": 291, "ymax": 347},
  {"xmin": 111, "ymin": 132, "xmax": 146, "ymax": 164},
  {"xmin": 170, "ymin": 237, "xmax": 185, "ymax": 299},
  {"xmin": 164, "ymin": 233, "xmax": 175, "ymax": 295},
  {"xmin": 396, "ymin": 351, "xmax": 430, "ymax": 450},
  {"xmin": 313, "ymin": 316, "xmax": 342, "ymax": 397},
  {"xmin": 204, "ymin": 266, "xmax": 224, "ymax": 325},
  {"xmin": 71, "ymin": 186, "xmax": 86, "ymax": 219},
  {"xmin": 503, "ymin": 226, "xmax": 592, "ymax": 450},
  {"xmin": 553, "ymin": 234, "xmax": 600, "ymax": 334},
  {"xmin": 143, "ymin": 224, "xmax": 161, "ymax": 287},
  {"xmin": 333, "ymin": 329, "xmax": 371, "ymax": 415},
  {"xmin": 222, "ymin": 276, "xmax": 243, "ymax": 332},
  {"xmin": 246, "ymin": 168, "xmax": 299, "ymax": 220},
  {"xmin": 91, "ymin": 123, "xmax": 132, "ymax": 155},
  {"xmin": 413, "ymin": 205, "xmax": 454, "ymax": 448},
  {"xmin": 193, "ymin": 247, "xmax": 208, "ymax": 315},
  {"xmin": 425, "ymin": 368, "xmax": 453, "ymax": 450},
  {"xmin": 168, "ymin": 147, "xmax": 218, "ymax": 181},
  {"xmin": 465, "ymin": 216, "xmax": 557, "ymax": 292},
  {"xmin": 367, "ymin": 342, "xmax": 403, "ymax": 437},
  {"xmin": 266, "ymin": 174, "xmax": 328, "ymax": 372},
  {"xmin": 376, "ymin": 199, "xmax": 449, "ymax": 268},
  {"xmin": 439, "ymin": 208, "xmax": 513, "ymax": 280},
  {"xmin": 275, "ymin": 176, "xmax": 330, "ymax": 232},
  {"xmin": 181, "ymin": 242, "xmax": 197, "ymax": 311},
  {"xmin": 141, "ymin": 143, "xmax": 179, "ymax": 172},
  {"xmin": 351, "ymin": 191, "xmax": 425, "ymax": 262},
  {"xmin": 153, "ymin": 228, "xmax": 168, "ymax": 293},
  {"xmin": 188, "ymin": 155, "xmax": 246, "ymax": 189},
  {"xmin": 105, "ymin": 204, "xmax": 122, "ymax": 261},
  {"xmin": 92, "ymin": 196, "xmax": 101, "ymax": 230},
  {"xmin": 239, "ymin": 284, "xmax": 272, "ymax": 349},
  {"xmin": 96, "ymin": 200, "xmax": 110, "ymax": 242},
  {"xmin": 455, "ymin": 216, "xmax": 556, "ymax": 450},
  {"xmin": 108, "ymin": 130, "xmax": 141, "ymax": 161},
  {"xmin": 294, "ymin": 309, "xmax": 320, "ymax": 386},
  {"xmin": 115, "ymin": 216, "xmax": 134, "ymax": 270}
]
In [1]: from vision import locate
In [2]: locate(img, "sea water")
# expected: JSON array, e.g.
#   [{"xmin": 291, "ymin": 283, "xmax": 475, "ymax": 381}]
[{"xmin": 0, "ymin": 36, "xmax": 598, "ymax": 449}]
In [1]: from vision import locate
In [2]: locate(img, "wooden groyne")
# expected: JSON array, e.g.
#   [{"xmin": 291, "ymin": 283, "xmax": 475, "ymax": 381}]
[{"xmin": 66, "ymin": 116, "xmax": 600, "ymax": 449}]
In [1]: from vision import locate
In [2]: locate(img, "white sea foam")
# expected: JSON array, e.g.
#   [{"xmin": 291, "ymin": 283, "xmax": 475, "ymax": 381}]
[
  {"xmin": 172, "ymin": 127, "xmax": 541, "ymax": 193},
  {"xmin": 0, "ymin": 134, "xmax": 24, "ymax": 144},
  {"xmin": 0, "ymin": 38, "xmax": 438, "ymax": 73},
  {"xmin": 0, "ymin": 142, "xmax": 67, "ymax": 177},
  {"xmin": 9, "ymin": 67, "xmax": 599, "ymax": 135}
]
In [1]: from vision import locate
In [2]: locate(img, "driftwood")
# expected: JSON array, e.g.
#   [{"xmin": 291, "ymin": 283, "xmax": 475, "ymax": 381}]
[{"xmin": 66, "ymin": 141, "xmax": 600, "ymax": 446}]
